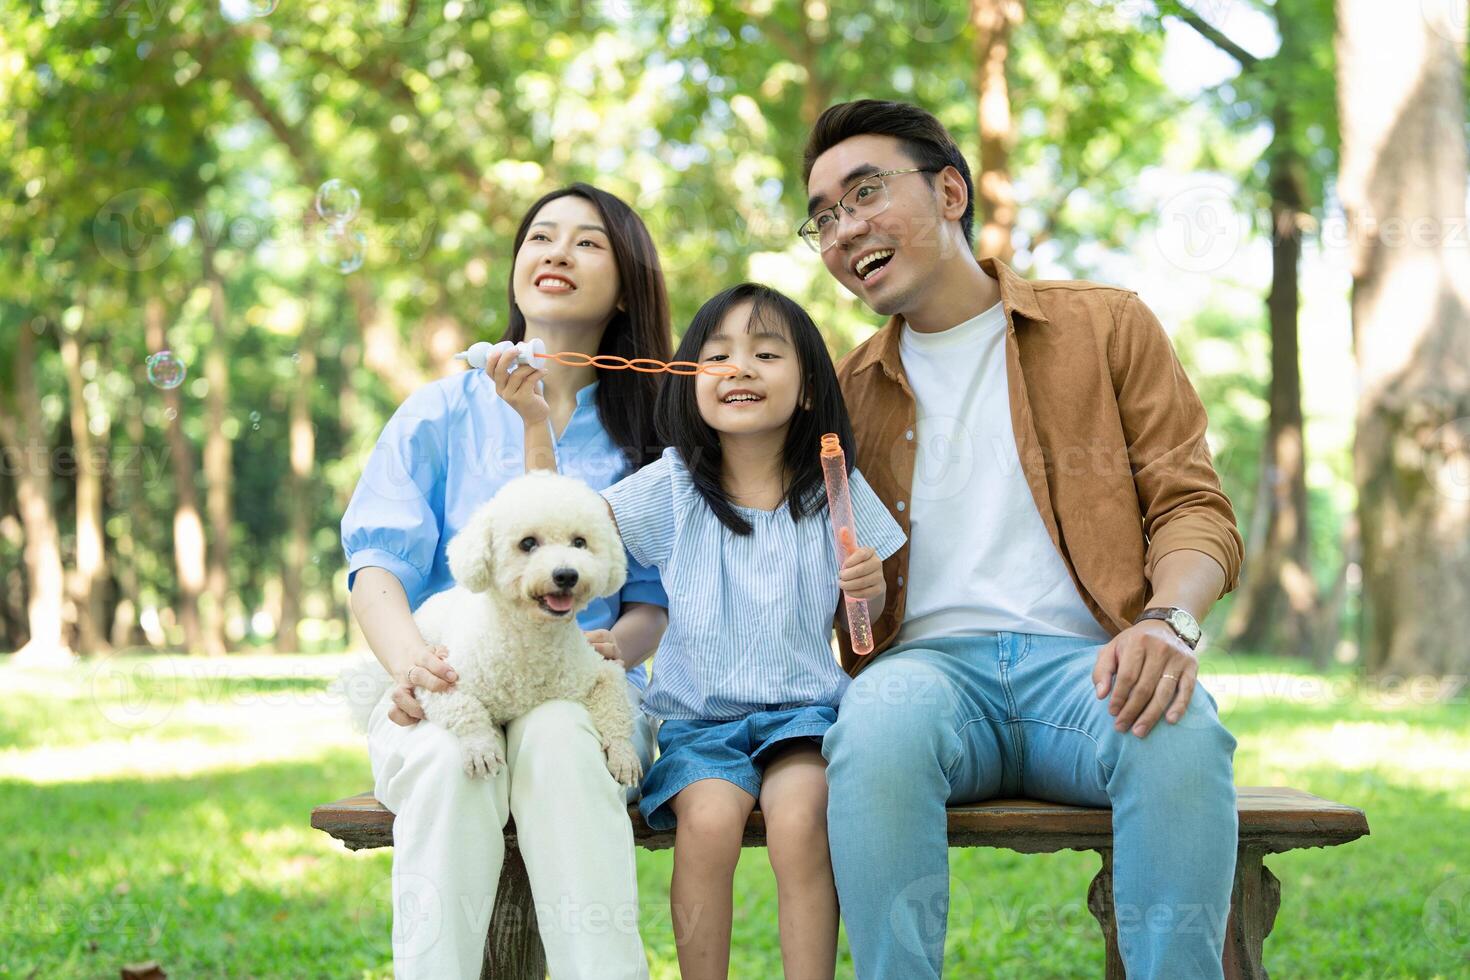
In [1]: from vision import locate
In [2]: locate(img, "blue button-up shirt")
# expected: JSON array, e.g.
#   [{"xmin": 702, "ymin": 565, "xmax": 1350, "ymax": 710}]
[{"xmin": 341, "ymin": 371, "xmax": 666, "ymax": 690}]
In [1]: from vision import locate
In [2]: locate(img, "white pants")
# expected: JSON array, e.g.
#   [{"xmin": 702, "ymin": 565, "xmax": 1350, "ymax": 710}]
[{"xmin": 368, "ymin": 682, "xmax": 655, "ymax": 979}]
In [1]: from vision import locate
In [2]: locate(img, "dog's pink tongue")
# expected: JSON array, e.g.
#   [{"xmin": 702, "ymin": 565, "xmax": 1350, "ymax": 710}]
[{"xmin": 544, "ymin": 593, "xmax": 574, "ymax": 613}]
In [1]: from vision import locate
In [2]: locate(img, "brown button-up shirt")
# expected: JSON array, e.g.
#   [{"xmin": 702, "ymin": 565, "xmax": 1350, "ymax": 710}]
[{"xmin": 834, "ymin": 257, "xmax": 1244, "ymax": 675}]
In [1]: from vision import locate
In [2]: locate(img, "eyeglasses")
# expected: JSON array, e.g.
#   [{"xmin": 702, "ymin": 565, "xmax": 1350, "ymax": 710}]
[{"xmin": 798, "ymin": 168, "xmax": 937, "ymax": 253}]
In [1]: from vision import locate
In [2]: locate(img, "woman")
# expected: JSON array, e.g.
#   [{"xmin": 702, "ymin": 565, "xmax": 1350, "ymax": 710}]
[{"xmin": 342, "ymin": 184, "xmax": 671, "ymax": 979}]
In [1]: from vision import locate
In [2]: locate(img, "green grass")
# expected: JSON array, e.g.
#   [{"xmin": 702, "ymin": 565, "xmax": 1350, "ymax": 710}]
[{"xmin": 1, "ymin": 652, "xmax": 1466, "ymax": 978}]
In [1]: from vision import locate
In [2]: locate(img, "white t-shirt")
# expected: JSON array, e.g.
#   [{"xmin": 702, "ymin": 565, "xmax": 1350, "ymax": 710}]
[{"xmin": 895, "ymin": 301, "xmax": 1110, "ymax": 646}]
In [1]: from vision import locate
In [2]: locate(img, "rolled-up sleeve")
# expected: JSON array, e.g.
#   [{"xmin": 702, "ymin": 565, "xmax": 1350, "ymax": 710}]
[
  {"xmin": 341, "ymin": 383, "xmax": 449, "ymax": 609},
  {"xmin": 849, "ymin": 468, "xmax": 907, "ymax": 561},
  {"xmin": 619, "ymin": 549, "xmax": 669, "ymax": 608},
  {"xmin": 1111, "ymin": 292, "xmax": 1244, "ymax": 595},
  {"xmin": 600, "ymin": 454, "xmax": 677, "ymax": 569}
]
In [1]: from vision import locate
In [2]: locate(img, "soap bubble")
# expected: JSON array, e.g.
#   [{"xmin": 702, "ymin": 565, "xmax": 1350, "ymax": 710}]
[
  {"xmin": 146, "ymin": 350, "xmax": 186, "ymax": 389},
  {"xmin": 318, "ymin": 224, "xmax": 366, "ymax": 274},
  {"xmin": 249, "ymin": 411, "xmax": 261, "ymax": 423},
  {"xmin": 248, "ymin": 0, "xmax": 279, "ymax": 16},
  {"xmin": 315, "ymin": 179, "xmax": 361, "ymax": 225},
  {"xmin": 163, "ymin": 406, "xmax": 178, "ymax": 421}
]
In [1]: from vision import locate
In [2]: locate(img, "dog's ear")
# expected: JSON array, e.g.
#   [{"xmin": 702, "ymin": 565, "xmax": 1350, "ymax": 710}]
[{"xmin": 447, "ymin": 504, "xmax": 497, "ymax": 593}]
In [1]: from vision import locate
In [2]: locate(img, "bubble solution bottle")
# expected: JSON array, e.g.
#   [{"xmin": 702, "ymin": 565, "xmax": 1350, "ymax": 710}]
[{"xmin": 820, "ymin": 433, "xmax": 874, "ymax": 656}]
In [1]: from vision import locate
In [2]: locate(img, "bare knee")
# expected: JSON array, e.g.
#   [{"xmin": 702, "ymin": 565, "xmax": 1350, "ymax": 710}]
[
  {"xmin": 764, "ymin": 792, "xmax": 830, "ymax": 876},
  {"xmin": 672, "ymin": 782, "xmax": 753, "ymax": 868}
]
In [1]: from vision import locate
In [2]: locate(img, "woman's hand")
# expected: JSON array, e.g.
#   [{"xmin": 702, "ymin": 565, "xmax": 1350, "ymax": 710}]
[
  {"xmin": 838, "ymin": 544, "xmax": 884, "ymax": 603},
  {"xmin": 584, "ymin": 628, "xmax": 625, "ymax": 667},
  {"xmin": 388, "ymin": 642, "xmax": 458, "ymax": 727},
  {"xmin": 489, "ymin": 345, "xmax": 550, "ymax": 425}
]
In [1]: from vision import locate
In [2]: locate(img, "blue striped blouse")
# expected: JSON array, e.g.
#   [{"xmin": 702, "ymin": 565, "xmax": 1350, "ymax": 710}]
[
  {"xmin": 601, "ymin": 447, "xmax": 906, "ymax": 720},
  {"xmin": 340, "ymin": 372, "xmax": 668, "ymax": 690}
]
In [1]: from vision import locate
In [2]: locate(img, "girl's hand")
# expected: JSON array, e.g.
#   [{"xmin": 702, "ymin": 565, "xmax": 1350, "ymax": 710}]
[
  {"xmin": 489, "ymin": 345, "xmax": 549, "ymax": 425},
  {"xmin": 838, "ymin": 544, "xmax": 884, "ymax": 602},
  {"xmin": 388, "ymin": 643, "xmax": 458, "ymax": 727},
  {"xmin": 584, "ymin": 628, "xmax": 624, "ymax": 667}
]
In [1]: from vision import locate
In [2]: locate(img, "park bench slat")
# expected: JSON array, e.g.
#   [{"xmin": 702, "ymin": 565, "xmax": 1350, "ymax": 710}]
[
  {"xmin": 313, "ymin": 785, "xmax": 1367, "ymax": 980},
  {"xmin": 310, "ymin": 785, "xmax": 1367, "ymax": 854}
]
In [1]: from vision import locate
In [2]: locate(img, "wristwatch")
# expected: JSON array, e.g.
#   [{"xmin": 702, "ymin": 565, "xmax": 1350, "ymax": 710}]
[{"xmin": 1134, "ymin": 607, "xmax": 1202, "ymax": 650}]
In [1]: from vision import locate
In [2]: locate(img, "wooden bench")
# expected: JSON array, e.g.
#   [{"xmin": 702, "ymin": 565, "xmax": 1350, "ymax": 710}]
[{"xmin": 312, "ymin": 786, "xmax": 1367, "ymax": 979}]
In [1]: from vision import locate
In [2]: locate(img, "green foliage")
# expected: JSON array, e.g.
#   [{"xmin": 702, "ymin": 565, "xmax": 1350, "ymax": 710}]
[{"xmin": 0, "ymin": 0, "xmax": 1200, "ymax": 646}]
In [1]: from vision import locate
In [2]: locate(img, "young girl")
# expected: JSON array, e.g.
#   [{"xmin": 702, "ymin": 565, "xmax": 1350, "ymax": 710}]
[
  {"xmin": 344, "ymin": 184, "xmax": 671, "ymax": 979},
  {"xmin": 494, "ymin": 282, "xmax": 905, "ymax": 980}
]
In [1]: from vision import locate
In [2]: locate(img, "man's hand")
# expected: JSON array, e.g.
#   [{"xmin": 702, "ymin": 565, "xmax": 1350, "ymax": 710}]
[
  {"xmin": 584, "ymin": 629, "xmax": 624, "ymax": 666},
  {"xmin": 389, "ymin": 643, "xmax": 458, "ymax": 727},
  {"xmin": 1092, "ymin": 621, "xmax": 1198, "ymax": 737},
  {"xmin": 489, "ymin": 346, "xmax": 549, "ymax": 425}
]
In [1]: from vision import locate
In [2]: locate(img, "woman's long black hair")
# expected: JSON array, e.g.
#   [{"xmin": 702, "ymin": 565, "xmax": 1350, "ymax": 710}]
[
  {"xmin": 504, "ymin": 183, "xmax": 672, "ymax": 469},
  {"xmin": 655, "ymin": 283, "xmax": 856, "ymax": 536}
]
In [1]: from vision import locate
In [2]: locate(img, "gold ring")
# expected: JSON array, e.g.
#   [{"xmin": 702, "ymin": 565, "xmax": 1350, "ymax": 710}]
[{"xmin": 1161, "ymin": 673, "xmax": 1178, "ymax": 681}]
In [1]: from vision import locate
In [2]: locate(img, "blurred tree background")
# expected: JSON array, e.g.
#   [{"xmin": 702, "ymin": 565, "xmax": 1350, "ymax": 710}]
[{"xmin": 1, "ymin": 0, "xmax": 1467, "ymax": 675}]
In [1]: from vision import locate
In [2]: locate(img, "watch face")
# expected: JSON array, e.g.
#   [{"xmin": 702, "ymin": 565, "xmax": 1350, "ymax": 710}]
[{"xmin": 1169, "ymin": 609, "xmax": 1201, "ymax": 643}]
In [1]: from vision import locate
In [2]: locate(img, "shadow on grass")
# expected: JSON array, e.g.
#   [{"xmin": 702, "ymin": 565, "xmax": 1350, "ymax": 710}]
[{"xmin": 2, "ymin": 752, "xmax": 394, "ymax": 978}]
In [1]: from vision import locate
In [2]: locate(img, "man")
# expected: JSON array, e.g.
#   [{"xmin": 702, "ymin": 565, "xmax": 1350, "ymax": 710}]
[{"xmin": 802, "ymin": 99, "xmax": 1244, "ymax": 979}]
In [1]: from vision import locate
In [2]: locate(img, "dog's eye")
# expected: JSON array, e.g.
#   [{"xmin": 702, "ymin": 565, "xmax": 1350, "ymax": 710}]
[
  {"xmin": 519, "ymin": 537, "xmax": 538, "ymax": 552},
  {"xmin": 572, "ymin": 536, "xmax": 587, "ymax": 549}
]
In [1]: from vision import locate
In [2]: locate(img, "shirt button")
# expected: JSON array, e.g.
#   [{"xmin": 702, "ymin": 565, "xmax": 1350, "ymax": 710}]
[
  {"xmin": 905, "ymin": 429, "xmax": 914, "ymax": 440},
  {"xmin": 897, "ymin": 576, "xmax": 905, "ymax": 587},
  {"xmin": 896, "ymin": 500, "xmax": 906, "ymax": 512}
]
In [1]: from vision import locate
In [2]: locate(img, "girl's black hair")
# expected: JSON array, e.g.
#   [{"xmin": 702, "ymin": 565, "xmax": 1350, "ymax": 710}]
[
  {"xmin": 505, "ymin": 183, "xmax": 672, "ymax": 469},
  {"xmin": 655, "ymin": 283, "xmax": 856, "ymax": 535}
]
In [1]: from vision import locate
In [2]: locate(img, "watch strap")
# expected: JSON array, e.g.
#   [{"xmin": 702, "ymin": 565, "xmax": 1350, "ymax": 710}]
[{"xmin": 1134, "ymin": 606, "xmax": 1201, "ymax": 649}]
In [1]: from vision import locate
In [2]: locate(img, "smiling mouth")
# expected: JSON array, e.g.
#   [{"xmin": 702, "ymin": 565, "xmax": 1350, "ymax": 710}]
[
  {"xmin": 854, "ymin": 248, "xmax": 895, "ymax": 283},
  {"xmin": 534, "ymin": 275, "xmax": 576, "ymax": 292},
  {"xmin": 721, "ymin": 393, "xmax": 764, "ymax": 405},
  {"xmin": 535, "ymin": 591, "xmax": 575, "ymax": 615}
]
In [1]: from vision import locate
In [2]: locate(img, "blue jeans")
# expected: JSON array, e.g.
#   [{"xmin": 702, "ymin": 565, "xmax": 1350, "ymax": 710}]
[{"xmin": 823, "ymin": 633, "xmax": 1237, "ymax": 979}]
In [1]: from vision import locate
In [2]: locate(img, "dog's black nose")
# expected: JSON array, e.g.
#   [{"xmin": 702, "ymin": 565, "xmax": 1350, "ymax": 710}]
[{"xmin": 552, "ymin": 567, "xmax": 579, "ymax": 589}]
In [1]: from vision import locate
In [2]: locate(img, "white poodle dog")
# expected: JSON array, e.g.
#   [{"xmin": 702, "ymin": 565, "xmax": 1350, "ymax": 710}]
[{"xmin": 345, "ymin": 471, "xmax": 643, "ymax": 787}]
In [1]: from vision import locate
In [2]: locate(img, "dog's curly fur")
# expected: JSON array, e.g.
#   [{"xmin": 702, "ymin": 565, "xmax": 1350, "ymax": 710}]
[{"xmin": 345, "ymin": 471, "xmax": 643, "ymax": 787}]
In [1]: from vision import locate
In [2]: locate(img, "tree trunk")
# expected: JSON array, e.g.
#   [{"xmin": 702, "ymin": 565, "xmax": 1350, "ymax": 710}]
[
  {"xmin": 1336, "ymin": 0, "xmax": 1470, "ymax": 676},
  {"xmin": 1225, "ymin": 110, "xmax": 1320, "ymax": 656},
  {"xmin": 59, "ymin": 325, "xmax": 111, "ymax": 656},
  {"xmin": 338, "ymin": 326, "xmax": 367, "ymax": 649},
  {"xmin": 347, "ymin": 276, "xmax": 423, "ymax": 404},
  {"xmin": 146, "ymin": 298, "xmax": 208, "ymax": 654},
  {"xmin": 419, "ymin": 308, "xmax": 469, "ymax": 379},
  {"xmin": 3, "ymin": 323, "xmax": 73, "ymax": 665},
  {"xmin": 278, "ymin": 323, "xmax": 319, "ymax": 653},
  {"xmin": 971, "ymin": 0, "xmax": 1022, "ymax": 263},
  {"xmin": 108, "ymin": 349, "xmax": 158, "ymax": 650},
  {"xmin": 795, "ymin": 0, "xmax": 833, "ymax": 126},
  {"xmin": 202, "ymin": 242, "xmax": 233, "ymax": 655}
]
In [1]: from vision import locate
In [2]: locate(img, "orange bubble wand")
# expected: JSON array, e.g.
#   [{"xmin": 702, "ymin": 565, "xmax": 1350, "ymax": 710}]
[
  {"xmin": 821, "ymin": 433, "xmax": 874, "ymax": 656},
  {"xmin": 454, "ymin": 340, "xmax": 739, "ymax": 377}
]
